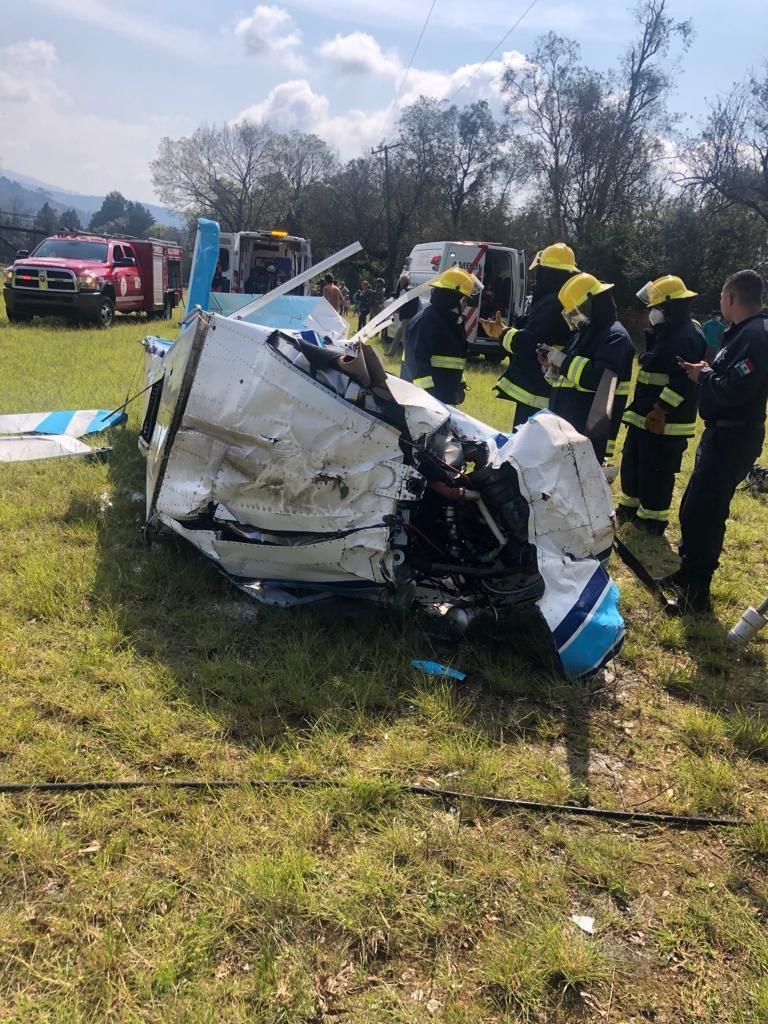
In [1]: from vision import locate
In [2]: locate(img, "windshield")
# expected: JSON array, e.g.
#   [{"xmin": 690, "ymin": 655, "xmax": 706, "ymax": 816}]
[{"xmin": 31, "ymin": 239, "xmax": 109, "ymax": 262}]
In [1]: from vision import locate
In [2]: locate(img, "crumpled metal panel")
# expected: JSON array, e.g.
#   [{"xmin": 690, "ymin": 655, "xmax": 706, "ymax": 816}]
[
  {"xmin": 498, "ymin": 411, "xmax": 614, "ymax": 561},
  {"xmin": 159, "ymin": 516, "xmax": 394, "ymax": 585},
  {"xmin": 153, "ymin": 315, "xmax": 419, "ymax": 536}
]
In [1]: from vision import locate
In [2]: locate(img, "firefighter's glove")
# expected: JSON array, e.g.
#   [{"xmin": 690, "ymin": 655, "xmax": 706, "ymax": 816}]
[
  {"xmin": 645, "ymin": 404, "xmax": 667, "ymax": 435},
  {"xmin": 455, "ymin": 380, "xmax": 469, "ymax": 406},
  {"xmin": 537, "ymin": 344, "xmax": 565, "ymax": 369}
]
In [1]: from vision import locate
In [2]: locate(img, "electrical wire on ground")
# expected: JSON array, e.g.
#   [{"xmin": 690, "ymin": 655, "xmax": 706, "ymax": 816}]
[
  {"xmin": 445, "ymin": 0, "xmax": 542, "ymax": 103},
  {"xmin": 0, "ymin": 777, "xmax": 746, "ymax": 830}
]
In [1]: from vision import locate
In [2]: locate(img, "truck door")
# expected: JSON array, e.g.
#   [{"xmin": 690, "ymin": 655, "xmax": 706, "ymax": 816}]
[
  {"xmin": 218, "ymin": 233, "xmax": 234, "ymax": 291},
  {"xmin": 512, "ymin": 250, "xmax": 527, "ymax": 320},
  {"xmin": 445, "ymin": 244, "xmax": 485, "ymax": 344},
  {"xmin": 120, "ymin": 244, "xmax": 144, "ymax": 310}
]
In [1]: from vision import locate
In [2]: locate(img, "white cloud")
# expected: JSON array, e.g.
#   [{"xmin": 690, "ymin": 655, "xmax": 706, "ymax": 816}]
[
  {"xmin": 235, "ymin": 80, "xmax": 388, "ymax": 158},
  {"xmin": 235, "ymin": 6, "xmax": 304, "ymax": 71},
  {"xmin": 317, "ymin": 32, "xmax": 399, "ymax": 77},
  {"xmin": 0, "ymin": 39, "xmax": 62, "ymax": 105},
  {"xmin": 234, "ymin": 46, "xmax": 529, "ymax": 160},
  {"xmin": 0, "ymin": 39, "xmax": 191, "ymax": 201}
]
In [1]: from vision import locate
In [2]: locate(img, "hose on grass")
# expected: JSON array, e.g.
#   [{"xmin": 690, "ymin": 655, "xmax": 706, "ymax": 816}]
[{"xmin": 0, "ymin": 777, "xmax": 746, "ymax": 829}]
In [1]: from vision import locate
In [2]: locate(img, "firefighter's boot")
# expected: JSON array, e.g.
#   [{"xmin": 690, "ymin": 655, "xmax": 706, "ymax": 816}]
[{"xmin": 663, "ymin": 577, "xmax": 713, "ymax": 617}]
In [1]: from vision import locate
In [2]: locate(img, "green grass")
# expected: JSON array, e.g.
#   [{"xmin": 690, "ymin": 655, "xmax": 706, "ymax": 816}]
[{"xmin": 1, "ymin": 305, "xmax": 768, "ymax": 1021}]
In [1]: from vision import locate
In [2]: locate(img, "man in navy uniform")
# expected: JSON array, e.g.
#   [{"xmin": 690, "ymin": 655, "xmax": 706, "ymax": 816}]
[{"xmin": 664, "ymin": 270, "xmax": 768, "ymax": 615}]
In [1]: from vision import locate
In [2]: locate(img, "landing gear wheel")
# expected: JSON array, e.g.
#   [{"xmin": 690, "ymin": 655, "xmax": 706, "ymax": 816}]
[{"xmin": 94, "ymin": 296, "xmax": 115, "ymax": 329}]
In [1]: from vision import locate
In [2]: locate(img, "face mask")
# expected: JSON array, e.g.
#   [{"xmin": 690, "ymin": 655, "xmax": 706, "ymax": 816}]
[{"xmin": 649, "ymin": 308, "xmax": 665, "ymax": 326}]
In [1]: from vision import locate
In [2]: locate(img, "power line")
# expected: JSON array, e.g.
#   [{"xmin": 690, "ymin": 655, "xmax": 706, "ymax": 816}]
[
  {"xmin": 381, "ymin": 0, "xmax": 439, "ymax": 134},
  {"xmin": 445, "ymin": 0, "xmax": 542, "ymax": 103}
]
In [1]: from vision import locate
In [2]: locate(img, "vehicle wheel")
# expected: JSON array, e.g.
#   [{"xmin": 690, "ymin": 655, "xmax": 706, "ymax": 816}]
[
  {"xmin": 94, "ymin": 296, "xmax": 115, "ymax": 329},
  {"xmin": 7, "ymin": 311, "xmax": 33, "ymax": 324},
  {"xmin": 483, "ymin": 353, "xmax": 504, "ymax": 365}
]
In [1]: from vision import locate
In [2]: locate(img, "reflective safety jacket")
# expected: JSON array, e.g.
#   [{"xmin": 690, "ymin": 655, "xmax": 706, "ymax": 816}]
[
  {"xmin": 401, "ymin": 302, "xmax": 467, "ymax": 404},
  {"xmin": 697, "ymin": 311, "xmax": 768, "ymax": 426},
  {"xmin": 623, "ymin": 319, "xmax": 706, "ymax": 438},
  {"xmin": 549, "ymin": 318, "xmax": 635, "ymax": 460},
  {"xmin": 495, "ymin": 291, "xmax": 571, "ymax": 409}
]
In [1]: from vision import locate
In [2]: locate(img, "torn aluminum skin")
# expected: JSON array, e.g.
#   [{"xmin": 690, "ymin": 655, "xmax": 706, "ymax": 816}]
[{"xmin": 139, "ymin": 312, "xmax": 624, "ymax": 678}]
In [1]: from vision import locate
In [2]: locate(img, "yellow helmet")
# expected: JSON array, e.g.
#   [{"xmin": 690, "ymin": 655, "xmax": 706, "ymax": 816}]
[
  {"xmin": 432, "ymin": 266, "xmax": 481, "ymax": 297},
  {"xmin": 529, "ymin": 242, "xmax": 579, "ymax": 273},
  {"xmin": 636, "ymin": 274, "xmax": 698, "ymax": 307},
  {"xmin": 558, "ymin": 273, "xmax": 614, "ymax": 315}
]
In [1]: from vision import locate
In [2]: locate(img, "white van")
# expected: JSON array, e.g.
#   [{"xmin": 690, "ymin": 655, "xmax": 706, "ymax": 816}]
[{"xmin": 404, "ymin": 240, "xmax": 528, "ymax": 360}]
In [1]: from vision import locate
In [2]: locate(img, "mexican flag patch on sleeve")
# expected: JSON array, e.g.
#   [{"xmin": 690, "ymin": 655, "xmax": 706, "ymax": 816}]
[{"xmin": 735, "ymin": 358, "xmax": 754, "ymax": 377}]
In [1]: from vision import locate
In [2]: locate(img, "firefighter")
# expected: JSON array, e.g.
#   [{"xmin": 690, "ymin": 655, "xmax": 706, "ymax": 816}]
[
  {"xmin": 617, "ymin": 275, "xmax": 706, "ymax": 535},
  {"xmin": 663, "ymin": 270, "xmax": 768, "ymax": 616},
  {"xmin": 538, "ymin": 273, "xmax": 634, "ymax": 464},
  {"xmin": 495, "ymin": 243, "xmax": 578, "ymax": 426},
  {"xmin": 401, "ymin": 267, "xmax": 481, "ymax": 405}
]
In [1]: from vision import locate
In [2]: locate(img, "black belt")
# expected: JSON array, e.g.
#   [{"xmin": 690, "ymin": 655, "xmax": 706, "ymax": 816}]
[{"xmin": 704, "ymin": 419, "xmax": 764, "ymax": 429}]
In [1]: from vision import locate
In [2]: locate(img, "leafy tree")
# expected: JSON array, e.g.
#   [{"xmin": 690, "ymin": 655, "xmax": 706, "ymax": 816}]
[
  {"xmin": 89, "ymin": 191, "xmax": 127, "ymax": 231},
  {"xmin": 146, "ymin": 222, "xmax": 182, "ymax": 242},
  {"xmin": 124, "ymin": 200, "xmax": 154, "ymax": 237},
  {"xmin": 58, "ymin": 208, "xmax": 81, "ymax": 231},
  {"xmin": 502, "ymin": 1, "xmax": 691, "ymax": 247},
  {"xmin": 151, "ymin": 123, "xmax": 281, "ymax": 231},
  {"xmin": 35, "ymin": 201, "xmax": 59, "ymax": 236},
  {"xmin": 684, "ymin": 68, "xmax": 768, "ymax": 225}
]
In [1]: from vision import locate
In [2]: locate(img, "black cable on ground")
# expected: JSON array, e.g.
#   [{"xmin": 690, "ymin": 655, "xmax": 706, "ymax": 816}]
[{"xmin": 0, "ymin": 777, "xmax": 745, "ymax": 829}]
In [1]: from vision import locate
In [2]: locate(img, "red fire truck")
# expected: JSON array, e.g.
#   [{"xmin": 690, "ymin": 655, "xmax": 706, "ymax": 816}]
[{"xmin": 3, "ymin": 231, "xmax": 184, "ymax": 328}]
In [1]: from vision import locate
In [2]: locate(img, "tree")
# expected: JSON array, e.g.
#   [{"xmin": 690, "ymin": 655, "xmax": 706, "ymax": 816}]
[
  {"xmin": 271, "ymin": 132, "xmax": 337, "ymax": 234},
  {"xmin": 89, "ymin": 191, "xmax": 127, "ymax": 231},
  {"xmin": 151, "ymin": 122, "xmax": 281, "ymax": 231},
  {"xmin": 685, "ymin": 69, "xmax": 768, "ymax": 225},
  {"xmin": 35, "ymin": 201, "xmax": 59, "ymax": 236},
  {"xmin": 502, "ymin": 1, "xmax": 691, "ymax": 249},
  {"xmin": 124, "ymin": 200, "xmax": 154, "ymax": 237},
  {"xmin": 58, "ymin": 208, "xmax": 81, "ymax": 231},
  {"xmin": 146, "ymin": 222, "xmax": 182, "ymax": 243}
]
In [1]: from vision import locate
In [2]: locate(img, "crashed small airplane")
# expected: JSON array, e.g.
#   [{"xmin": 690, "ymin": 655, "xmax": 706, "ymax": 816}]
[{"xmin": 138, "ymin": 220, "xmax": 624, "ymax": 679}]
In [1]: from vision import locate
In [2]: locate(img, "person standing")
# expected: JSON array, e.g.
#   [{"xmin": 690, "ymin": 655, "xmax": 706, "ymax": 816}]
[
  {"xmin": 385, "ymin": 272, "xmax": 420, "ymax": 358},
  {"xmin": 702, "ymin": 309, "xmax": 726, "ymax": 362},
  {"xmin": 401, "ymin": 268, "xmax": 480, "ymax": 405},
  {"xmin": 495, "ymin": 243, "xmax": 578, "ymax": 426},
  {"xmin": 321, "ymin": 273, "xmax": 343, "ymax": 312},
  {"xmin": 354, "ymin": 280, "xmax": 372, "ymax": 332},
  {"xmin": 617, "ymin": 275, "xmax": 706, "ymax": 534},
  {"xmin": 663, "ymin": 270, "xmax": 768, "ymax": 615},
  {"xmin": 538, "ymin": 273, "xmax": 634, "ymax": 464}
]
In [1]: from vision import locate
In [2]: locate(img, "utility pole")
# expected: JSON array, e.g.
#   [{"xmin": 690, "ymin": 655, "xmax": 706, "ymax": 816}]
[{"xmin": 371, "ymin": 142, "xmax": 403, "ymax": 291}]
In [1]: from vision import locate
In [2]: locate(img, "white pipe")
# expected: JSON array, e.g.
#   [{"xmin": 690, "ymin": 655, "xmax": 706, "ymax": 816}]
[
  {"xmin": 348, "ymin": 276, "xmax": 439, "ymax": 346},
  {"xmin": 229, "ymin": 241, "xmax": 363, "ymax": 321}
]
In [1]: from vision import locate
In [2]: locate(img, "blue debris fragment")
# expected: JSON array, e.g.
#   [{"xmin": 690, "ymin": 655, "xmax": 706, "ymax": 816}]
[{"xmin": 411, "ymin": 660, "xmax": 466, "ymax": 681}]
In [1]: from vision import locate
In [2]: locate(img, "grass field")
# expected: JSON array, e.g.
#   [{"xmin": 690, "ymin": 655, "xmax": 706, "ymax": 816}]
[{"xmin": 1, "ymin": 303, "xmax": 768, "ymax": 1023}]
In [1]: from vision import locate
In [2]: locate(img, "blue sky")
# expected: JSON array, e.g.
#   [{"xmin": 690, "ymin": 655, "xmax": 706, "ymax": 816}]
[{"xmin": 0, "ymin": 0, "xmax": 763, "ymax": 203}]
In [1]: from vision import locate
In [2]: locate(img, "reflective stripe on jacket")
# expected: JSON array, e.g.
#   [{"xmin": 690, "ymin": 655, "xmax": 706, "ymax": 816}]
[{"xmin": 622, "ymin": 319, "xmax": 705, "ymax": 437}]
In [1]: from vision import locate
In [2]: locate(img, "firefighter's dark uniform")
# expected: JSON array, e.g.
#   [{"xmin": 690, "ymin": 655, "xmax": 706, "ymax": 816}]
[
  {"xmin": 495, "ymin": 289, "xmax": 572, "ymax": 426},
  {"xmin": 548, "ymin": 304, "xmax": 635, "ymax": 464},
  {"xmin": 401, "ymin": 299, "xmax": 467, "ymax": 405},
  {"xmin": 677, "ymin": 311, "xmax": 768, "ymax": 585},
  {"xmin": 618, "ymin": 318, "xmax": 706, "ymax": 528}
]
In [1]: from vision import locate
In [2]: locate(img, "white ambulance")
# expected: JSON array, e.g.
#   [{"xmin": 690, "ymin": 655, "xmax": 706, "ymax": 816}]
[
  {"xmin": 217, "ymin": 230, "xmax": 313, "ymax": 295},
  {"xmin": 403, "ymin": 240, "xmax": 528, "ymax": 361}
]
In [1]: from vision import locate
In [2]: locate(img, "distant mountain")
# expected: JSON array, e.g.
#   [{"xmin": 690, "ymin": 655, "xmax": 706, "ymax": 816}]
[{"xmin": 0, "ymin": 170, "xmax": 184, "ymax": 228}]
